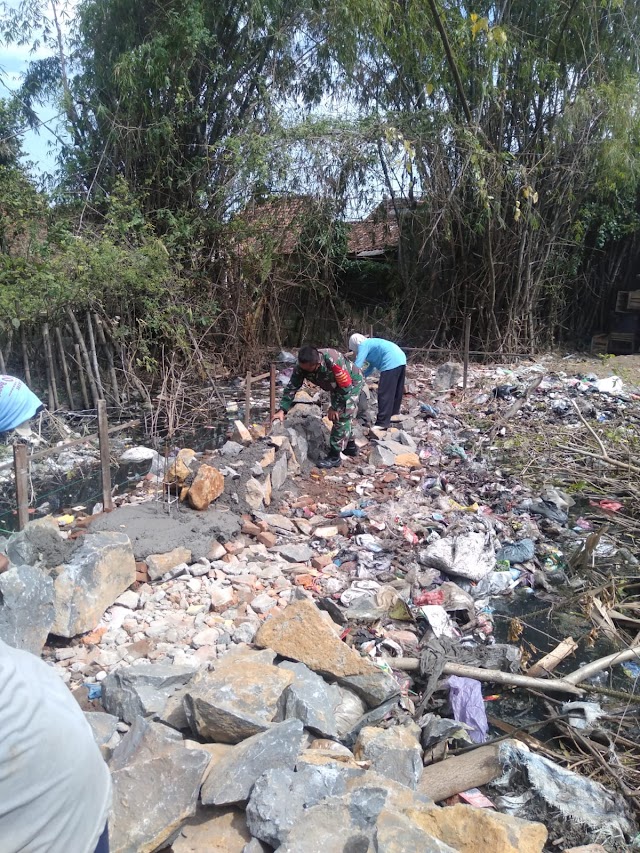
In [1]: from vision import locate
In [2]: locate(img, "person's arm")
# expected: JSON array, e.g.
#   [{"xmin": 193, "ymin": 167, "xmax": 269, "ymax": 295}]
[
  {"xmin": 328, "ymin": 352, "xmax": 353, "ymax": 412},
  {"xmin": 354, "ymin": 341, "xmax": 370, "ymax": 370},
  {"xmin": 278, "ymin": 366, "xmax": 304, "ymax": 413}
]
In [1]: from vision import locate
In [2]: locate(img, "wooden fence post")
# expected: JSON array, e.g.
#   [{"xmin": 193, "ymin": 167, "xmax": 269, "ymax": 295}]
[
  {"xmin": 244, "ymin": 372, "xmax": 252, "ymax": 427},
  {"xmin": 269, "ymin": 363, "xmax": 276, "ymax": 422},
  {"xmin": 97, "ymin": 399, "xmax": 113, "ymax": 512},
  {"xmin": 463, "ymin": 313, "xmax": 471, "ymax": 394},
  {"xmin": 13, "ymin": 443, "xmax": 29, "ymax": 530}
]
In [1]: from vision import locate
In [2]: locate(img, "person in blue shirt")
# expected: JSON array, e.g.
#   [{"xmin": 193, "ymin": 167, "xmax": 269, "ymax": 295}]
[
  {"xmin": 0, "ymin": 375, "xmax": 44, "ymax": 434},
  {"xmin": 349, "ymin": 334, "xmax": 406, "ymax": 429}
]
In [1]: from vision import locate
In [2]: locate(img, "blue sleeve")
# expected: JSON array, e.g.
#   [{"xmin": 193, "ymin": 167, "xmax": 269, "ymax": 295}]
[
  {"xmin": 363, "ymin": 364, "xmax": 374, "ymax": 377},
  {"xmin": 354, "ymin": 341, "xmax": 370, "ymax": 369}
]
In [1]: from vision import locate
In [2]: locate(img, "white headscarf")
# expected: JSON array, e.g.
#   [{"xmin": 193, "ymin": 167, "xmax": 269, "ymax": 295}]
[{"xmin": 349, "ymin": 333, "xmax": 366, "ymax": 354}]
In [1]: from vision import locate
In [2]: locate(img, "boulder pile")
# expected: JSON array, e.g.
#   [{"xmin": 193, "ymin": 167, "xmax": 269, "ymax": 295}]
[{"xmin": 84, "ymin": 599, "xmax": 548, "ymax": 853}]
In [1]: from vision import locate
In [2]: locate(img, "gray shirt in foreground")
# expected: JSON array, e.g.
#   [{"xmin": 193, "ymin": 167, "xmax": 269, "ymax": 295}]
[{"xmin": 0, "ymin": 639, "xmax": 112, "ymax": 853}]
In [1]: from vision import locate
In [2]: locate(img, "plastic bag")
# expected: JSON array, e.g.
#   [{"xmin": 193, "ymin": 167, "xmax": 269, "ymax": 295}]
[
  {"xmin": 496, "ymin": 539, "xmax": 535, "ymax": 564},
  {"xmin": 448, "ymin": 675, "xmax": 488, "ymax": 744}
]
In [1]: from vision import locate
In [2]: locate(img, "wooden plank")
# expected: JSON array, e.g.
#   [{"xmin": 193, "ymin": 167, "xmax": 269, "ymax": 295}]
[
  {"xmin": 13, "ymin": 443, "xmax": 29, "ymax": 530},
  {"xmin": 97, "ymin": 400, "xmax": 113, "ymax": 512}
]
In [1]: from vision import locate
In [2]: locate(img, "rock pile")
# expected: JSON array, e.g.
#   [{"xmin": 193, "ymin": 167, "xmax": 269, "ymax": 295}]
[{"xmin": 84, "ymin": 600, "xmax": 548, "ymax": 853}]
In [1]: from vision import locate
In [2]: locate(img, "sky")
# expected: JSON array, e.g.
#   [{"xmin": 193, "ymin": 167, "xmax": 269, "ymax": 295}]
[{"xmin": 1, "ymin": 0, "xmax": 74, "ymax": 177}]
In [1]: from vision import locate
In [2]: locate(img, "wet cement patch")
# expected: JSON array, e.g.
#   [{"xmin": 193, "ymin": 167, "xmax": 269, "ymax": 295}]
[{"xmin": 90, "ymin": 501, "xmax": 241, "ymax": 561}]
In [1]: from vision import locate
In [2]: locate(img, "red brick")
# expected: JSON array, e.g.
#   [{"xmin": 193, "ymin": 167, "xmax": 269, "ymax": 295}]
[{"xmin": 256, "ymin": 531, "xmax": 277, "ymax": 548}]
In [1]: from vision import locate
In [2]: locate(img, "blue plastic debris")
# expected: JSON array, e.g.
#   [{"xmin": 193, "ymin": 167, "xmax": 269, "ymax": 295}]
[{"xmin": 86, "ymin": 684, "xmax": 102, "ymax": 700}]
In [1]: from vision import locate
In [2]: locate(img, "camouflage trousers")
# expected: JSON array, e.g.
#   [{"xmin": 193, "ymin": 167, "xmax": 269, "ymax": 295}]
[{"xmin": 329, "ymin": 379, "xmax": 363, "ymax": 452}]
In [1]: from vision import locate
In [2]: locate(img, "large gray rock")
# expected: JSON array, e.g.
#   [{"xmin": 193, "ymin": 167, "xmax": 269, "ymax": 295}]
[
  {"xmin": 51, "ymin": 531, "xmax": 137, "ymax": 637},
  {"xmin": 0, "ymin": 564, "xmax": 54, "ymax": 654},
  {"xmin": 277, "ymin": 780, "xmax": 452, "ymax": 853},
  {"xmin": 280, "ymin": 660, "xmax": 339, "ymax": 738},
  {"xmin": 275, "ymin": 543, "xmax": 314, "ymax": 563},
  {"xmin": 102, "ymin": 662, "xmax": 197, "ymax": 727},
  {"xmin": 246, "ymin": 765, "xmax": 347, "ymax": 848},
  {"xmin": 5, "ymin": 517, "xmax": 70, "ymax": 568},
  {"xmin": 277, "ymin": 789, "xmax": 384, "ymax": 853},
  {"xmin": 221, "ymin": 441, "xmax": 244, "ymax": 457},
  {"xmin": 201, "ymin": 719, "xmax": 305, "ymax": 806},
  {"xmin": 84, "ymin": 711, "xmax": 120, "ymax": 760},
  {"xmin": 255, "ymin": 600, "xmax": 399, "ymax": 709},
  {"xmin": 286, "ymin": 416, "xmax": 329, "ymax": 463},
  {"xmin": 270, "ymin": 452, "xmax": 288, "ymax": 491},
  {"xmin": 109, "ymin": 717, "xmax": 209, "ymax": 853},
  {"xmin": 287, "ymin": 428, "xmax": 308, "ymax": 465},
  {"xmin": 184, "ymin": 657, "xmax": 294, "ymax": 743},
  {"xmin": 354, "ymin": 725, "xmax": 423, "ymax": 789}
]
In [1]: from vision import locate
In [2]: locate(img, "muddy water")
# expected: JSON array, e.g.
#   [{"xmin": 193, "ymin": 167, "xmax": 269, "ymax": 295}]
[{"xmin": 0, "ymin": 376, "xmax": 275, "ymax": 533}]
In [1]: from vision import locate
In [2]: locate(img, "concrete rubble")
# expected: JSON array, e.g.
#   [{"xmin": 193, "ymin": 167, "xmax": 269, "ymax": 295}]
[{"xmin": 4, "ymin": 357, "xmax": 640, "ymax": 850}]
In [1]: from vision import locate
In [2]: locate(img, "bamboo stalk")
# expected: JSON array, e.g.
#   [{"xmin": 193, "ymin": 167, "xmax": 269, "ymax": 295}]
[
  {"xmin": 93, "ymin": 313, "xmax": 120, "ymax": 406},
  {"xmin": 21, "ymin": 325, "xmax": 31, "ymax": 386},
  {"xmin": 0, "ymin": 342, "xmax": 6, "ymax": 373},
  {"xmin": 66, "ymin": 308, "xmax": 98, "ymax": 406},
  {"xmin": 86, "ymin": 311, "xmax": 104, "ymax": 398},
  {"xmin": 97, "ymin": 399, "xmax": 113, "ymax": 512},
  {"xmin": 42, "ymin": 323, "xmax": 59, "ymax": 410},
  {"xmin": 74, "ymin": 343, "xmax": 91, "ymax": 409},
  {"xmin": 55, "ymin": 326, "xmax": 75, "ymax": 410},
  {"xmin": 388, "ymin": 658, "xmax": 584, "ymax": 695},
  {"xmin": 13, "ymin": 443, "xmax": 29, "ymax": 531}
]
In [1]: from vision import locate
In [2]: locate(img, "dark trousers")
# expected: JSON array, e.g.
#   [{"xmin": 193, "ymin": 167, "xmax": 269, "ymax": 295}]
[
  {"xmin": 376, "ymin": 365, "xmax": 405, "ymax": 427},
  {"xmin": 94, "ymin": 825, "xmax": 109, "ymax": 853}
]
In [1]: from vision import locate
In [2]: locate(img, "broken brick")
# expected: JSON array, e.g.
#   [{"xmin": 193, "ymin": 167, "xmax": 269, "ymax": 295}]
[{"xmin": 257, "ymin": 531, "xmax": 277, "ymax": 548}]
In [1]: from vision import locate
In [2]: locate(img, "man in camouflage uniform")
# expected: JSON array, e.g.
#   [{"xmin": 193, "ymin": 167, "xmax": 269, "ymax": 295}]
[{"xmin": 273, "ymin": 344, "xmax": 364, "ymax": 468}]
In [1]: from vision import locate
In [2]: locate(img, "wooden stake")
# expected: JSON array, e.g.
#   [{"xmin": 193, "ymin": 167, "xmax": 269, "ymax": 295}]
[
  {"xmin": 66, "ymin": 308, "xmax": 98, "ymax": 406},
  {"xmin": 86, "ymin": 311, "xmax": 104, "ymax": 398},
  {"xmin": 463, "ymin": 313, "xmax": 471, "ymax": 394},
  {"xmin": 21, "ymin": 325, "xmax": 32, "ymax": 386},
  {"xmin": 74, "ymin": 343, "xmax": 90, "ymax": 409},
  {"xmin": 97, "ymin": 399, "xmax": 113, "ymax": 512},
  {"xmin": 269, "ymin": 363, "xmax": 277, "ymax": 422},
  {"xmin": 244, "ymin": 372, "xmax": 252, "ymax": 427},
  {"xmin": 42, "ymin": 323, "xmax": 60, "ymax": 410},
  {"xmin": 13, "ymin": 443, "xmax": 29, "ymax": 531},
  {"xmin": 55, "ymin": 326, "xmax": 76, "ymax": 410},
  {"xmin": 93, "ymin": 313, "xmax": 120, "ymax": 405},
  {"xmin": 418, "ymin": 741, "xmax": 506, "ymax": 802}
]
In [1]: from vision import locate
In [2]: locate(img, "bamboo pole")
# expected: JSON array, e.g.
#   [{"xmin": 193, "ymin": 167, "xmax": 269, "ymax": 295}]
[
  {"xmin": 244, "ymin": 372, "xmax": 252, "ymax": 427},
  {"xmin": 13, "ymin": 443, "xmax": 29, "ymax": 531},
  {"xmin": 66, "ymin": 308, "xmax": 98, "ymax": 406},
  {"xmin": 97, "ymin": 399, "xmax": 113, "ymax": 512},
  {"xmin": 269, "ymin": 363, "xmax": 277, "ymax": 422},
  {"xmin": 388, "ymin": 658, "xmax": 584, "ymax": 695},
  {"xmin": 42, "ymin": 323, "xmax": 59, "ymax": 410},
  {"xmin": 86, "ymin": 311, "xmax": 104, "ymax": 398},
  {"xmin": 463, "ymin": 313, "xmax": 471, "ymax": 394},
  {"xmin": 93, "ymin": 313, "xmax": 120, "ymax": 406},
  {"xmin": 21, "ymin": 325, "xmax": 32, "ymax": 386},
  {"xmin": 55, "ymin": 326, "xmax": 76, "ymax": 410},
  {"xmin": 74, "ymin": 343, "xmax": 90, "ymax": 409},
  {"xmin": 0, "ymin": 343, "xmax": 6, "ymax": 373},
  {"xmin": 42, "ymin": 325, "xmax": 55, "ymax": 411}
]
